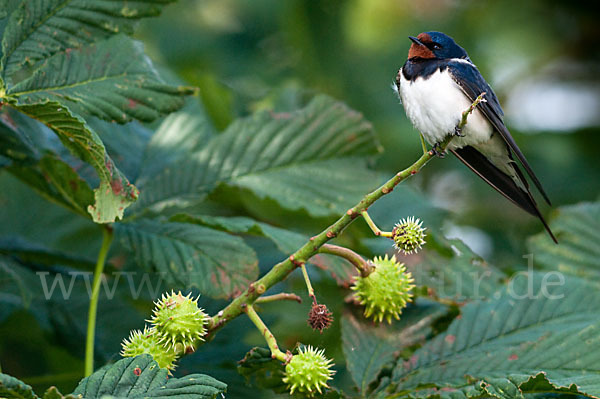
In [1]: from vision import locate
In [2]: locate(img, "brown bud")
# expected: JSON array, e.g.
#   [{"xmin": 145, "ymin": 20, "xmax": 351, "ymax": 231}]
[{"xmin": 307, "ymin": 303, "xmax": 333, "ymax": 333}]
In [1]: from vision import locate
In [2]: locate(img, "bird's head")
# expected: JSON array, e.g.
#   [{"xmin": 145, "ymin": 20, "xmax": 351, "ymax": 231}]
[{"xmin": 407, "ymin": 32, "xmax": 469, "ymax": 61}]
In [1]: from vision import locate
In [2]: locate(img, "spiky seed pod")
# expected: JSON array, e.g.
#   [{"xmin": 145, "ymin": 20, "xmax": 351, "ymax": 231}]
[
  {"xmin": 148, "ymin": 291, "xmax": 209, "ymax": 351},
  {"xmin": 308, "ymin": 303, "xmax": 333, "ymax": 333},
  {"xmin": 282, "ymin": 346, "xmax": 335, "ymax": 396},
  {"xmin": 393, "ymin": 216, "xmax": 426, "ymax": 255},
  {"xmin": 121, "ymin": 326, "xmax": 178, "ymax": 373},
  {"xmin": 351, "ymin": 255, "xmax": 415, "ymax": 323}
]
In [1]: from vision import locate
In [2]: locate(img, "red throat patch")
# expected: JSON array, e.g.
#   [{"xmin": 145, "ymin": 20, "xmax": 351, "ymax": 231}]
[{"xmin": 408, "ymin": 32, "xmax": 435, "ymax": 60}]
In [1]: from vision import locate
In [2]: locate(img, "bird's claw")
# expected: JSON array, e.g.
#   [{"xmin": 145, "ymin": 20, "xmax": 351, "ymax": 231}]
[
  {"xmin": 430, "ymin": 142, "xmax": 446, "ymax": 158},
  {"xmin": 454, "ymin": 126, "xmax": 464, "ymax": 137}
]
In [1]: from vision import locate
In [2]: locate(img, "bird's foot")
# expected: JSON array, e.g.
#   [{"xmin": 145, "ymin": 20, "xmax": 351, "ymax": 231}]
[
  {"xmin": 454, "ymin": 125, "xmax": 464, "ymax": 137},
  {"xmin": 430, "ymin": 142, "xmax": 446, "ymax": 158}
]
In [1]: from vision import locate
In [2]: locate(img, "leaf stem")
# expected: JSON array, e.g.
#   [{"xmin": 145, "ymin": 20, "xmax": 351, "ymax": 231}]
[
  {"xmin": 361, "ymin": 210, "xmax": 393, "ymax": 238},
  {"xmin": 244, "ymin": 304, "xmax": 288, "ymax": 362},
  {"xmin": 256, "ymin": 293, "xmax": 303, "ymax": 304},
  {"xmin": 318, "ymin": 244, "xmax": 372, "ymax": 277},
  {"xmin": 84, "ymin": 225, "xmax": 113, "ymax": 377},
  {"xmin": 207, "ymin": 94, "xmax": 485, "ymax": 339},
  {"xmin": 300, "ymin": 264, "xmax": 316, "ymax": 304}
]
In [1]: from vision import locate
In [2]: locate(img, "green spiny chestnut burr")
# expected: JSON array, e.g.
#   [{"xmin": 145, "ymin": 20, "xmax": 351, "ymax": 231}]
[
  {"xmin": 148, "ymin": 291, "xmax": 208, "ymax": 351},
  {"xmin": 351, "ymin": 255, "xmax": 415, "ymax": 323},
  {"xmin": 393, "ymin": 216, "xmax": 426, "ymax": 254},
  {"xmin": 121, "ymin": 326, "xmax": 178, "ymax": 373},
  {"xmin": 282, "ymin": 346, "xmax": 335, "ymax": 396}
]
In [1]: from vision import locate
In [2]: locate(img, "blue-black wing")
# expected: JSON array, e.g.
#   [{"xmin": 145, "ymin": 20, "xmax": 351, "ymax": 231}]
[
  {"xmin": 451, "ymin": 146, "xmax": 557, "ymax": 243},
  {"xmin": 447, "ymin": 60, "xmax": 551, "ymax": 205}
]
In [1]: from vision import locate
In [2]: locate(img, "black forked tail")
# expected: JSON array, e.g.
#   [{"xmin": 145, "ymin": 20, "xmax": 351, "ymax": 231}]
[{"xmin": 451, "ymin": 146, "xmax": 558, "ymax": 244}]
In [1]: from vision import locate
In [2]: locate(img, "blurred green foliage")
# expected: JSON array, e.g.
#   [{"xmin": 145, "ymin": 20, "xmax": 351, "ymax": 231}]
[{"xmin": 1, "ymin": 1, "xmax": 599, "ymax": 398}]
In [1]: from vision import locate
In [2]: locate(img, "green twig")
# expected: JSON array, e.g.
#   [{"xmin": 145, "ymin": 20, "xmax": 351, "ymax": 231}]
[
  {"xmin": 207, "ymin": 94, "xmax": 486, "ymax": 339},
  {"xmin": 361, "ymin": 210, "xmax": 393, "ymax": 238},
  {"xmin": 84, "ymin": 226, "xmax": 113, "ymax": 377},
  {"xmin": 461, "ymin": 92, "xmax": 487, "ymax": 126},
  {"xmin": 318, "ymin": 244, "xmax": 372, "ymax": 277},
  {"xmin": 244, "ymin": 304, "xmax": 288, "ymax": 362},
  {"xmin": 256, "ymin": 293, "xmax": 302, "ymax": 304}
]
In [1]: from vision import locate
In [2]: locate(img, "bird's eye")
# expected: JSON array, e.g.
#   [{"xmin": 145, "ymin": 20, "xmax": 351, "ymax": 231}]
[{"xmin": 432, "ymin": 43, "xmax": 442, "ymax": 50}]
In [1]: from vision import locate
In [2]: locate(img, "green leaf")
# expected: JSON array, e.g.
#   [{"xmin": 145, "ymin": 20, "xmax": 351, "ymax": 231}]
[
  {"xmin": 0, "ymin": 115, "xmax": 38, "ymax": 162},
  {"xmin": 0, "ymin": 237, "xmax": 96, "ymax": 271},
  {"xmin": 0, "ymin": 373, "xmax": 36, "ymax": 399},
  {"xmin": 172, "ymin": 214, "xmax": 358, "ymax": 286},
  {"xmin": 0, "ymin": 0, "xmax": 21, "ymax": 78},
  {"xmin": 391, "ymin": 273, "xmax": 600, "ymax": 397},
  {"xmin": 231, "ymin": 157, "xmax": 381, "ymax": 217},
  {"xmin": 87, "ymin": 118, "xmax": 153, "ymax": 182},
  {"xmin": 391, "ymin": 372, "xmax": 592, "ymax": 399},
  {"xmin": 516, "ymin": 371, "xmax": 590, "ymax": 397},
  {"xmin": 528, "ymin": 202, "xmax": 600, "ymax": 281},
  {"xmin": 116, "ymin": 220, "xmax": 258, "ymax": 298},
  {"xmin": 237, "ymin": 347, "xmax": 287, "ymax": 393},
  {"xmin": 7, "ymin": 152, "xmax": 95, "ymax": 217},
  {"xmin": 342, "ymin": 312, "xmax": 406, "ymax": 395},
  {"xmin": 12, "ymin": 101, "xmax": 138, "ymax": 223},
  {"xmin": 7, "ymin": 35, "xmax": 195, "ymax": 123},
  {"xmin": 0, "ymin": 256, "xmax": 35, "ymax": 315},
  {"xmin": 132, "ymin": 95, "xmax": 381, "ymax": 217},
  {"xmin": 478, "ymin": 377, "xmax": 526, "ymax": 399},
  {"xmin": 171, "ymin": 214, "xmax": 306, "ymax": 254},
  {"xmin": 88, "ymin": 181, "xmax": 133, "ymax": 224},
  {"xmin": 71, "ymin": 355, "xmax": 226, "ymax": 399},
  {"xmin": 1, "ymin": 0, "xmax": 177, "ymax": 79},
  {"xmin": 137, "ymin": 97, "xmax": 216, "ymax": 184},
  {"xmin": 410, "ymin": 233, "xmax": 505, "ymax": 301},
  {"xmin": 343, "ymin": 301, "xmax": 448, "ymax": 396},
  {"xmin": 0, "ymin": 113, "xmax": 96, "ymax": 216}
]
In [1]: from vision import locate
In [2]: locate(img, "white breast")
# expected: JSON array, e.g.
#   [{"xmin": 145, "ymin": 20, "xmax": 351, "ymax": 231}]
[{"xmin": 398, "ymin": 68, "xmax": 493, "ymax": 150}]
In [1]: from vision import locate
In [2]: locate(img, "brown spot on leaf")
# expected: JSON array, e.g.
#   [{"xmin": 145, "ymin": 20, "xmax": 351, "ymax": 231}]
[
  {"xmin": 133, "ymin": 367, "xmax": 142, "ymax": 376},
  {"xmin": 445, "ymin": 334, "xmax": 456, "ymax": 344},
  {"xmin": 110, "ymin": 178, "xmax": 124, "ymax": 195},
  {"xmin": 508, "ymin": 354, "xmax": 518, "ymax": 361},
  {"xmin": 127, "ymin": 98, "xmax": 138, "ymax": 108}
]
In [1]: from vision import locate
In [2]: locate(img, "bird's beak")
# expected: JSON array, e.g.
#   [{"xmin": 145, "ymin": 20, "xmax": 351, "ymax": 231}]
[{"xmin": 409, "ymin": 36, "xmax": 424, "ymax": 46}]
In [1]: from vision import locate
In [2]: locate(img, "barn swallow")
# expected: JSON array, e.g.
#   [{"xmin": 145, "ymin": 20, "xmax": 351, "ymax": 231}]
[{"xmin": 394, "ymin": 31, "xmax": 557, "ymax": 243}]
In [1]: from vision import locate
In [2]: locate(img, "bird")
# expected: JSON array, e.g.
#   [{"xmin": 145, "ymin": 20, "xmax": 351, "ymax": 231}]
[{"xmin": 394, "ymin": 31, "xmax": 557, "ymax": 243}]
